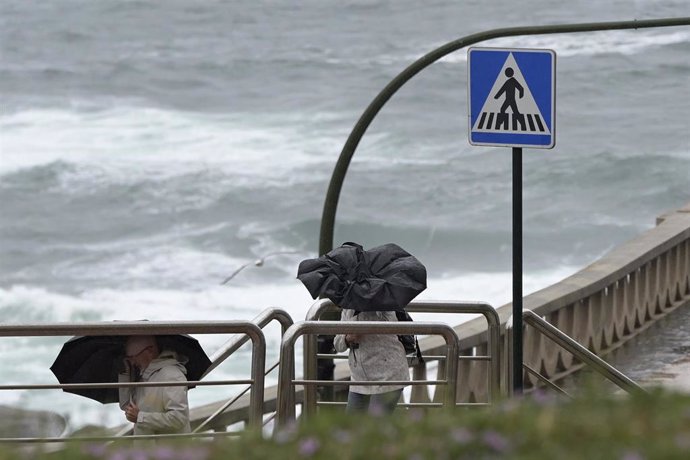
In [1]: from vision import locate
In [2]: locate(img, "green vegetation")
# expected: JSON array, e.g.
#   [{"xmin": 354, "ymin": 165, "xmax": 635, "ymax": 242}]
[{"xmin": 2, "ymin": 389, "xmax": 689, "ymax": 459}]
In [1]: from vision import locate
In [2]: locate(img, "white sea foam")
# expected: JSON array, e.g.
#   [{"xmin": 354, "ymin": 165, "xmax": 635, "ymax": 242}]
[
  {"xmin": 49, "ymin": 239, "xmax": 274, "ymax": 292},
  {"xmin": 0, "ymin": 261, "xmax": 578, "ymax": 332},
  {"xmin": 0, "ymin": 107, "xmax": 340, "ymax": 184}
]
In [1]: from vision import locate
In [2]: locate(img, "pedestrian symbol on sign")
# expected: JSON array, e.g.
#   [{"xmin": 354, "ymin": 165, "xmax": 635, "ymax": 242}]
[{"xmin": 495, "ymin": 67, "xmax": 523, "ymax": 118}]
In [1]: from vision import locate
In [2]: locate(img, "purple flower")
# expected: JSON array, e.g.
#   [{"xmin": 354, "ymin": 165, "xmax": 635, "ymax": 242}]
[
  {"xmin": 82, "ymin": 443, "xmax": 108, "ymax": 458},
  {"xmin": 449, "ymin": 427, "xmax": 473, "ymax": 444},
  {"xmin": 177, "ymin": 447, "xmax": 211, "ymax": 460},
  {"xmin": 152, "ymin": 446, "xmax": 176, "ymax": 460},
  {"xmin": 497, "ymin": 397, "xmax": 522, "ymax": 414},
  {"xmin": 333, "ymin": 429, "xmax": 352, "ymax": 444},
  {"xmin": 274, "ymin": 424, "xmax": 297, "ymax": 444},
  {"xmin": 407, "ymin": 408, "xmax": 424, "ymax": 422},
  {"xmin": 107, "ymin": 450, "xmax": 130, "ymax": 460},
  {"xmin": 531, "ymin": 389, "xmax": 555, "ymax": 406},
  {"xmin": 482, "ymin": 430, "xmax": 511, "ymax": 453},
  {"xmin": 129, "ymin": 450, "xmax": 149, "ymax": 460},
  {"xmin": 382, "ymin": 444, "xmax": 399, "ymax": 457},
  {"xmin": 298, "ymin": 437, "xmax": 321, "ymax": 457},
  {"xmin": 675, "ymin": 434, "xmax": 690, "ymax": 450},
  {"xmin": 620, "ymin": 451, "xmax": 644, "ymax": 460}
]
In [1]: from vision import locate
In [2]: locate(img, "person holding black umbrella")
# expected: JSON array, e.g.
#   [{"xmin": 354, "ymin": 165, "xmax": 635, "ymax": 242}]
[
  {"xmin": 118, "ymin": 336, "xmax": 191, "ymax": 435},
  {"xmin": 334, "ymin": 309, "xmax": 410, "ymax": 413},
  {"xmin": 297, "ymin": 242, "xmax": 427, "ymax": 414}
]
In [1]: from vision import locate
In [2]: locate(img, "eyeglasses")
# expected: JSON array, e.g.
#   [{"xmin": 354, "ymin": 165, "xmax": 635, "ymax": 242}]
[{"xmin": 125, "ymin": 346, "xmax": 153, "ymax": 360}]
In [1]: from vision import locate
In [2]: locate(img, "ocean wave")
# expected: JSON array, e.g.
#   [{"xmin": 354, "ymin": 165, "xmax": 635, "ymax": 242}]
[
  {"xmin": 0, "ymin": 107, "xmax": 340, "ymax": 183},
  {"xmin": 286, "ymin": 29, "xmax": 690, "ymax": 68},
  {"xmin": 0, "ymin": 262, "xmax": 578, "ymax": 329},
  {"xmin": 0, "ymin": 283, "xmax": 313, "ymax": 359},
  {"xmin": 439, "ymin": 29, "xmax": 690, "ymax": 64}
]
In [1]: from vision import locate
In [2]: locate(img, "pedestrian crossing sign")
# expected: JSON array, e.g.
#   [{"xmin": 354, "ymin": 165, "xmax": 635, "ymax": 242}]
[{"xmin": 468, "ymin": 47, "xmax": 556, "ymax": 149}]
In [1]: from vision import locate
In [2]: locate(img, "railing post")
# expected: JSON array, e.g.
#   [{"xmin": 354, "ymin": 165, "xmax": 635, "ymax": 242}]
[
  {"xmin": 444, "ymin": 329, "xmax": 459, "ymax": 408},
  {"xmin": 276, "ymin": 325, "xmax": 299, "ymax": 427},
  {"xmin": 245, "ymin": 323, "xmax": 266, "ymax": 428},
  {"xmin": 504, "ymin": 316, "xmax": 515, "ymax": 398}
]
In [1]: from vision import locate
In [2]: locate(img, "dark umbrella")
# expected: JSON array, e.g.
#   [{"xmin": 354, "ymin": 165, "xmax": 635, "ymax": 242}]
[
  {"xmin": 297, "ymin": 242, "xmax": 427, "ymax": 311},
  {"xmin": 50, "ymin": 333, "xmax": 212, "ymax": 404}
]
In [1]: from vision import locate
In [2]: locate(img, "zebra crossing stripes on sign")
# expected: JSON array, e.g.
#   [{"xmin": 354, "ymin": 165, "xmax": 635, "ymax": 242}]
[{"xmin": 468, "ymin": 47, "xmax": 556, "ymax": 149}]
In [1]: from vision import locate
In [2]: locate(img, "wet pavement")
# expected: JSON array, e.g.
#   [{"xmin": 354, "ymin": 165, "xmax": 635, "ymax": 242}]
[{"xmin": 606, "ymin": 302, "xmax": 690, "ymax": 393}]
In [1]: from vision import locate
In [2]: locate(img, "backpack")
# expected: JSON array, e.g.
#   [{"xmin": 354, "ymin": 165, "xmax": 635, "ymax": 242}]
[{"xmin": 395, "ymin": 311, "xmax": 424, "ymax": 365}]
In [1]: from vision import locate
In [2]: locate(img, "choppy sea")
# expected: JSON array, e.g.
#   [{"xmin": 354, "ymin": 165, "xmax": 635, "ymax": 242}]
[{"xmin": 1, "ymin": 0, "xmax": 688, "ymax": 431}]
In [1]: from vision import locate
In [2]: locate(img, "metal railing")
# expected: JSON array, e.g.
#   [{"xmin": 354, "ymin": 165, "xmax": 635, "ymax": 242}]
[
  {"xmin": 0, "ymin": 321, "xmax": 266, "ymax": 443},
  {"xmin": 205, "ymin": 308, "xmax": 292, "ymax": 377},
  {"xmin": 505, "ymin": 311, "xmax": 646, "ymax": 397},
  {"xmin": 303, "ymin": 299, "xmax": 501, "ymax": 411},
  {"xmin": 192, "ymin": 308, "xmax": 294, "ymax": 432},
  {"xmin": 275, "ymin": 320, "xmax": 460, "ymax": 427}
]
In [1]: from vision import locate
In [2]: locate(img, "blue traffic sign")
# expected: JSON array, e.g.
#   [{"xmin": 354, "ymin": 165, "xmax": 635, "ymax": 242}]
[{"xmin": 468, "ymin": 47, "xmax": 556, "ymax": 149}]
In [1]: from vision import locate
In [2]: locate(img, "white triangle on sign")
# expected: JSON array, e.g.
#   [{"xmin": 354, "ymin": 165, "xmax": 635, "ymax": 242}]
[{"xmin": 472, "ymin": 53, "xmax": 550, "ymax": 135}]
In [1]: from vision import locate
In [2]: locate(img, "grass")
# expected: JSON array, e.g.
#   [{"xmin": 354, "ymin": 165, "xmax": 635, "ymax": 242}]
[{"xmin": 2, "ymin": 388, "xmax": 690, "ymax": 459}]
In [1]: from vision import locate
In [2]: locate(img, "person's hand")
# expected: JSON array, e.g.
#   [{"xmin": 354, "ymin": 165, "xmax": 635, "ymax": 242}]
[
  {"xmin": 125, "ymin": 402, "xmax": 139, "ymax": 423},
  {"xmin": 345, "ymin": 334, "xmax": 359, "ymax": 346}
]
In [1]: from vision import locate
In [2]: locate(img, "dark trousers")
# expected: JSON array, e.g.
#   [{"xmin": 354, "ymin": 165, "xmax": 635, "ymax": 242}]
[{"xmin": 346, "ymin": 389, "xmax": 403, "ymax": 414}]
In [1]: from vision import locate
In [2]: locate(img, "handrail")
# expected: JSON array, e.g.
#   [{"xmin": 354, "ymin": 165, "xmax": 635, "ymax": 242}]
[
  {"xmin": 318, "ymin": 17, "xmax": 690, "ymax": 255},
  {"xmin": 507, "ymin": 311, "xmax": 646, "ymax": 395},
  {"xmin": 0, "ymin": 380, "xmax": 251, "ymax": 391},
  {"xmin": 303, "ymin": 299, "xmax": 501, "ymax": 411},
  {"xmin": 0, "ymin": 431, "xmax": 244, "ymax": 444},
  {"xmin": 276, "ymin": 320, "xmax": 460, "ymax": 428},
  {"xmin": 0, "ymin": 320, "xmax": 267, "ymax": 442},
  {"xmin": 522, "ymin": 364, "xmax": 572, "ymax": 398},
  {"xmin": 204, "ymin": 308, "xmax": 293, "ymax": 377},
  {"xmin": 193, "ymin": 308, "xmax": 294, "ymax": 433}
]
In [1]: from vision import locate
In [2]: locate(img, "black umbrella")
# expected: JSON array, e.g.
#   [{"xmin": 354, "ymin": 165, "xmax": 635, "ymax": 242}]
[
  {"xmin": 297, "ymin": 242, "xmax": 427, "ymax": 311},
  {"xmin": 50, "ymin": 333, "xmax": 212, "ymax": 404}
]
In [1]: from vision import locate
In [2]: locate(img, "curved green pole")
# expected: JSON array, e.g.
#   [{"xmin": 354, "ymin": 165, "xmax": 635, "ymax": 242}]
[{"xmin": 318, "ymin": 17, "xmax": 690, "ymax": 255}]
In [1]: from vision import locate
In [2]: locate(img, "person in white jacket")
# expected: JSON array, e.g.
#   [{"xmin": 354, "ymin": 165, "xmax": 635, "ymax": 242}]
[
  {"xmin": 334, "ymin": 309, "xmax": 410, "ymax": 414},
  {"xmin": 119, "ymin": 336, "xmax": 191, "ymax": 435}
]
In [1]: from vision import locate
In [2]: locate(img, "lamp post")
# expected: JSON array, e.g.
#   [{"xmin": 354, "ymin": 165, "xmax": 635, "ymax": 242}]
[{"xmin": 220, "ymin": 251, "xmax": 301, "ymax": 285}]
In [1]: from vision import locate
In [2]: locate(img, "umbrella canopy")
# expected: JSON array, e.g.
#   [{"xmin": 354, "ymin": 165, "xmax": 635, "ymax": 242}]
[
  {"xmin": 50, "ymin": 333, "xmax": 212, "ymax": 404},
  {"xmin": 297, "ymin": 242, "xmax": 427, "ymax": 311}
]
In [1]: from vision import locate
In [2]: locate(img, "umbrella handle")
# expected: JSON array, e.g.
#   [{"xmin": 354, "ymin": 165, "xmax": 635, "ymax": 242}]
[{"xmin": 124, "ymin": 361, "xmax": 137, "ymax": 405}]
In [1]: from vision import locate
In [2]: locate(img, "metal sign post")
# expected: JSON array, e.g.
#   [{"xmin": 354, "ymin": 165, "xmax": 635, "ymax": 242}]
[
  {"xmin": 512, "ymin": 146, "xmax": 523, "ymax": 393},
  {"xmin": 468, "ymin": 47, "xmax": 556, "ymax": 394}
]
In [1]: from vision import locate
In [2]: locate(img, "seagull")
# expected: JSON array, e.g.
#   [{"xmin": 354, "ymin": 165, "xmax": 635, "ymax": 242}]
[{"xmin": 220, "ymin": 251, "xmax": 301, "ymax": 285}]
